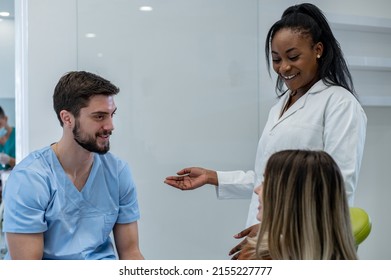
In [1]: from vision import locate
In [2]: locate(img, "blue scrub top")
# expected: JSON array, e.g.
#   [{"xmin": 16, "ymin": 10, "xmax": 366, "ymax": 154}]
[{"xmin": 2, "ymin": 146, "xmax": 140, "ymax": 259}]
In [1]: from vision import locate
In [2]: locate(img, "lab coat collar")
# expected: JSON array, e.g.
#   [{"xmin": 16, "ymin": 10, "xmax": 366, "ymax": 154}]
[{"xmin": 273, "ymin": 80, "xmax": 328, "ymax": 126}]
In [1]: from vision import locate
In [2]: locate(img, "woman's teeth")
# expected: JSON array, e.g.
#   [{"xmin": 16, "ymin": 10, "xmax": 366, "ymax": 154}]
[{"xmin": 283, "ymin": 74, "xmax": 297, "ymax": 80}]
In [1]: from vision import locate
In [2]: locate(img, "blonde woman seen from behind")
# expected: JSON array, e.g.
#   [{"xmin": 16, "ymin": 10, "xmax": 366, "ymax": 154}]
[{"xmin": 241, "ymin": 150, "xmax": 357, "ymax": 260}]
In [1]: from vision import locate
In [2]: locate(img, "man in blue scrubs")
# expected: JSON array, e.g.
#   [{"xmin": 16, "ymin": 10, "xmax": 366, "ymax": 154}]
[{"xmin": 2, "ymin": 71, "xmax": 144, "ymax": 259}]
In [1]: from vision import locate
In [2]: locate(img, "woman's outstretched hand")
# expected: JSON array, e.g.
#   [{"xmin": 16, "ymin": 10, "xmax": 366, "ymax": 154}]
[{"xmin": 164, "ymin": 167, "xmax": 218, "ymax": 190}]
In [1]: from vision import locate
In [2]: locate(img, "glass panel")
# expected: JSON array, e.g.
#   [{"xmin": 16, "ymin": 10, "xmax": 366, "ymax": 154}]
[{"xmin": 0, "ymin": 0, "xmax": 14, "ymax": 259}]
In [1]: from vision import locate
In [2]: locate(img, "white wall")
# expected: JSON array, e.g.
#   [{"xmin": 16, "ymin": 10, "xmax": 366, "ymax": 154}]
[
  {"xmin": 77, "ymin": 0, "xmax": 259, "ymax": 259},
  {"xmin": 26, "ymin": 0, "xmax": 77, "ymax": 150},
  {"xmin": 16, "ymin": 0, "xmax": 391, "ymax": 259}
]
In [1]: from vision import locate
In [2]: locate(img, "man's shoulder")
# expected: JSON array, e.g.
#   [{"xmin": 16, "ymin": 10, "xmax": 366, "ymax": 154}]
[
  {"xmin": 96, "ymin": 152, "xmax": 128, "ymax": 169},
  {"xmin": 97, "ymin": 151, "xmax": 123, "ymax": 161},
  {"xmin": 13, "ymin": 146, "xmax": 53, "ymax": 172},
  {"xmin": 95, "ymin": 153, "xmax": 134, "ymax": 184},
  {"xmin": 5, "ymin": 147, "xmax": 55, "ymax": 193}
]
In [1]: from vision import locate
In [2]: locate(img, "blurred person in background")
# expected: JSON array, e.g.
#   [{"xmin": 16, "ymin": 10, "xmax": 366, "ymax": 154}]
[{"xmin": 0, "ymin": 106, "xmax": 15, "ymax": 171}]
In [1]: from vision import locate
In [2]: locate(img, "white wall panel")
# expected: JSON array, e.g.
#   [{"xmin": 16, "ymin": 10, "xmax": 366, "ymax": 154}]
[
  {"xmin": 26, "ymin": 0, "xmax": 78, "ymax": 151},
  {"xmin": 77, "ymin": 0, "xmax": 259, "ymax": 259}
]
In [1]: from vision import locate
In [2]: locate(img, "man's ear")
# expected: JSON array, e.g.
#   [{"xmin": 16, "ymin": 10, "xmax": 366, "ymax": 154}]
[{"xmin": 60, "ymin": 110, "xmax": 74, "ymax": 127}]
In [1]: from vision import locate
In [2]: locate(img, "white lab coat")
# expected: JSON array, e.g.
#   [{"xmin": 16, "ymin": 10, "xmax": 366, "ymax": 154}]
[{"xmin": 216, "ymin": 80, "xmax": 367, "ymax": 227}]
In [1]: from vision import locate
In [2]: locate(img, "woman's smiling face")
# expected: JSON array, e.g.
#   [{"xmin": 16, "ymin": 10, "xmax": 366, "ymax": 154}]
[{"xmin": 271, "ymin": 28, "xmax": 323, "ymax": 95}]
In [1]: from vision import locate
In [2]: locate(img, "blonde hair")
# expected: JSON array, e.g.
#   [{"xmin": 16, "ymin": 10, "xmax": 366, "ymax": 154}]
[{"xmin": 250, "ymin": 150, "xmax": 357, "ymax": 260}]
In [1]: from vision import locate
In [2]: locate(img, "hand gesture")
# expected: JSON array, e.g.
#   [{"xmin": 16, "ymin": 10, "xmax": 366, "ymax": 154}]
[
  {"xmin": 229, "ymin": 223, "xmax": 260, "ymax": 260},
  {"xmin": 164, "ymin": 167, "xmax": 217, "ymax": 190}
]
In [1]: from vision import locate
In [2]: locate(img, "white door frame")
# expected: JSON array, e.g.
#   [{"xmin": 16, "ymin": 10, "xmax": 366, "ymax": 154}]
[{"xmin": 14, "ymin": 0, "xmax": 29, "ymax": 162}]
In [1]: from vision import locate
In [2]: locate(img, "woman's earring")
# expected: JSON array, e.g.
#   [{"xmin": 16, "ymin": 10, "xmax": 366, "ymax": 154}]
[{"xmin": 317, "ymin": 54, "xmax": 321, "ymax": 59}]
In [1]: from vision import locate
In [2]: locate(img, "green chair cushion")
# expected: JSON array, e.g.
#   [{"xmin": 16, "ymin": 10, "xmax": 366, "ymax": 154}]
[{"xmin": 350, "ymin": 207, "xmax": 372, "ymax": 245}]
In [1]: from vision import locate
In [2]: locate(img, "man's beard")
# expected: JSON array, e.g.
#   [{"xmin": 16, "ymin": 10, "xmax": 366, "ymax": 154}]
[{"xmin": 73, "ymin": 119, "xmax": 111, "ymax": 154}]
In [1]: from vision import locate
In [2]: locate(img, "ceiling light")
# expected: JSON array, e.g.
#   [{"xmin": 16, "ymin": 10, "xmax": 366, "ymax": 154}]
[
  {"xmin": 139, "ymin": 6, "xmax": 153, "ymax": 12},
  {"xmin": 0, "ymin": 12, "xmax": 10, "ymax": 17},
  {"xmin": 85, "ymin": 33, "xmax": 96, "ymax": 38}
]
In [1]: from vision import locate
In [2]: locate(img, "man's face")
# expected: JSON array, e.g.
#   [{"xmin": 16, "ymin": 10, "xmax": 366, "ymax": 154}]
[{"xmin": 73, "ymin": 95, "xmax": 117, "ymax": 154}]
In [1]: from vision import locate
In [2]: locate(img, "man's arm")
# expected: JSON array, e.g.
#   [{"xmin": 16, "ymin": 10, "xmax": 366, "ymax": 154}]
[
  {"xmin": 6, "ymin": 232, "xmax": 44, "ymax": 259},
  {"xmin": 113, "ymin": 221, "xmax": 144, "ymax": 260}
]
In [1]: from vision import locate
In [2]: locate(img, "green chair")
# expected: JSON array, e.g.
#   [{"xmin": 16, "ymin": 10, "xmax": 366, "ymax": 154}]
[{"xmin": 350, "ymin": 207, "xmax": 372, "ymax": 246}]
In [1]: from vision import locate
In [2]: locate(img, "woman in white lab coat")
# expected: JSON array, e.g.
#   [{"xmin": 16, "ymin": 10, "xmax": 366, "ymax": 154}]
[{"xmin": 164, "ymin": 3, "xmax": 367, "ymax": 259}]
